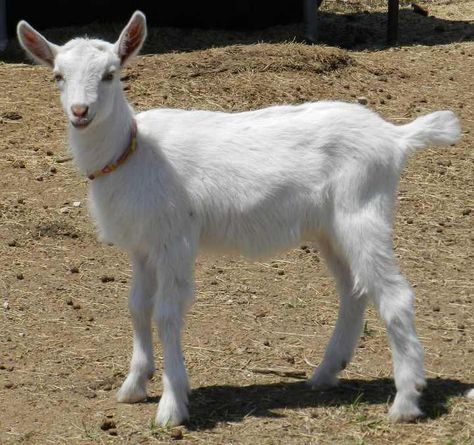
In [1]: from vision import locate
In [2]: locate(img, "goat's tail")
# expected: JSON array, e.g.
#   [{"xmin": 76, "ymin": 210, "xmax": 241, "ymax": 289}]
[{"xmin": 398, "ymin": 110, "xmax": 461, "ymax": 154}]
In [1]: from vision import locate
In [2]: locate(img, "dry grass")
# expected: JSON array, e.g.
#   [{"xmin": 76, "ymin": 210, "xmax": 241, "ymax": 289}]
[{"xmin": 0, "ymin": 1, "xmax": 473, "ymax": 444}]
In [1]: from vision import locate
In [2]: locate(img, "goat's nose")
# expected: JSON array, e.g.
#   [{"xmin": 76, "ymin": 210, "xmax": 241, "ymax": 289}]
[{"xmin": 71, "ymin": 104, "xmax": 89, "ymax": 118}]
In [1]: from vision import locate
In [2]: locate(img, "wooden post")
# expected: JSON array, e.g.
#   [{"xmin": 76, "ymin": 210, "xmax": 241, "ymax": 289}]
[
  {"xmin": 387, "ymin": 0, "xmax": 399, "ymax": 45},
  {"xmin": 304, "ymin": 0, "xmax": 319, "ymax": 43}
]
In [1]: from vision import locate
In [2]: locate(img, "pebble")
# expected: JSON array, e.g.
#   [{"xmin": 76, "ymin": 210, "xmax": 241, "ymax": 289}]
[
  {"xmin": 357, "ymin": 97, "xmax": 368, "ymax": 105},
  {"xmin": 462, "ymin": 209, "xmax": 471, "ymax": 216},
  {"xmin": 4, "ymin": 382, "xmax": 14, "ymax": 389},
  {"xmin": 433, "ymin": 305, "xmax": 441, "ymax": 312},
  {"xmin": 70, "ymin": 266, "xmax": 80, "ymax": 274},
  {"xmin": 3, "ymin": 301, "xmax": 9, "ymax": 310},
  {"xmin": 72, "ymin": 303, "xmax": 81, "ymax": 310},
  {"xmin": 16, "ymin": 273, "xmax": 24, "ymax": 280},
  {"xmin": 277, "ymin": 270, "xmax": 285, "ymax": 276},
  {"xmin": 49, "ymin": 166, "xmax": 57, "ymax": 174},
  {"xmin": 65, "ymin": 297, "xmax": 73, "ymax": 306},
  {"xmin": 100, "ymin": 275, "xmax": 115, "ymax": 283},
  {"xmin": 35, "ymin": 176, "xmax": 44, "ymax": 181},
  {"xmin": 8, "ymin": 240, "xmax": 17, "ymax": 247},
  {"xmin": 72, "ymin": 201, "xmax": 81, "ymax": 207}
]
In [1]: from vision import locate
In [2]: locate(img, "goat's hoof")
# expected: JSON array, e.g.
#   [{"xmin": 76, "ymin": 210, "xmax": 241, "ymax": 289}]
[
  {"xmin": 156, "ymin": 395, "xmax": 189, "ymax": 427},
  {"xmin": 117, "ymin": 379, "xmax": 147, "ymax": 403},
  {"xmin": 388, "ymin": 398, "xmax": 424, "ymax": 423},
  {"xmin": 307, "ymin": 369, "xmax": 339, "ymax": 389}
]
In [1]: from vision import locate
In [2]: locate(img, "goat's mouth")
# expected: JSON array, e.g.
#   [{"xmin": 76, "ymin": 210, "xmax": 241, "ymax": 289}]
[{"xmin": 71, "ymin": 117, "xmax": 93, "ymax": 129}]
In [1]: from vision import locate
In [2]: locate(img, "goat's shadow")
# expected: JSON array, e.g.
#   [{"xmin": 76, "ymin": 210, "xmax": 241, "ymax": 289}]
[{"xmin": 144, "ymin": 377, "xmax": 472, "ymax": 430}]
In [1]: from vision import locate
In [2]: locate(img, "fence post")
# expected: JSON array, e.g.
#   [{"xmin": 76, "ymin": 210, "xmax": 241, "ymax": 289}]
[{"xmin": 387, "ymin": 0, "xmax": 399, "ymax": 45}]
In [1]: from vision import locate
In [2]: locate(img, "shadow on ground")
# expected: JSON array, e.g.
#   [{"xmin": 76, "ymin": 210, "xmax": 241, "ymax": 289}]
[
  {"xmin": 1, "ymin": 8, "xmax": 473, "ymax": 64},
  {"xmin": 143, "ymin": 378, "xmax": 473, "ymax": 430}
]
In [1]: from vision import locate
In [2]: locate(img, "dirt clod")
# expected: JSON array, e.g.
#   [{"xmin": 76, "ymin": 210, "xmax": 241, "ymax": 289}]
[
  {"xmin": 100, "ymin": 418, "xmax": 116, "ymax": 431},
  {"xmin": 170, "ymin": 428, "xmax": 184, "ymax": 440}
]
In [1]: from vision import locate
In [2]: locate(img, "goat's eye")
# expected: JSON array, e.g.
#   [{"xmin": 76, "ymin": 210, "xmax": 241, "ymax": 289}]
[
  {"xmin": 102, "ymin": 72, "xmax": 114, "ymax": 82},
  {"xmin": 54, "ymin": 73, "xmax": 64, "ymax": 82}
]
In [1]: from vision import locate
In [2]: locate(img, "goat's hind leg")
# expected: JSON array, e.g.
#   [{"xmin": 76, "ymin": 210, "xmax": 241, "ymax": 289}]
[
  {"xmin": 330, "ymin": 216, "xmax": 425, "ymax": 421},
  {"xmin": 117, "ymin": 253, "xmax": 156, "ymax": 403},
  {"xmin": 309, "ymin": 238, "xmax": 368, "ymax": 389}
]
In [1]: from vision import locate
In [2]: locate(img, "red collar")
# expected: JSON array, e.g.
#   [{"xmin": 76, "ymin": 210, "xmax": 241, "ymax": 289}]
[{"xmin": 88, "ymin": 119, "xmax": 137, "ymax": 180}]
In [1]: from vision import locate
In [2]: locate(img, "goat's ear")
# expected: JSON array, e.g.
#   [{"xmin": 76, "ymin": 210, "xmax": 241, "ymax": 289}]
[
  {"xmin": 115, "ymin": 11, "xmax": 147, "ymax": 66},
  {"xmin": 17, "ymin": 21, "xmax": 58, "ymax": 68}
]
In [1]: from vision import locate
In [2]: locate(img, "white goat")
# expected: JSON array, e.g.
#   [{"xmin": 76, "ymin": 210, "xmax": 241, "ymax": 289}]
[{"xmin": 18, "ymin": 11, "xmax": 462, "ymax": 427}]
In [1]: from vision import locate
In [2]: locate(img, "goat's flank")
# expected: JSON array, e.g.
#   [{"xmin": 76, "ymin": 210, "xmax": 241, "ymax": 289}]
[{"xmin": 17, "ymin": 11, "xmax": 464, "ymax": 427}]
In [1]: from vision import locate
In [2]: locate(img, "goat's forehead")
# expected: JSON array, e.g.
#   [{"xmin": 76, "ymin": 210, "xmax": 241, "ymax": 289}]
[{"xmin": 55, "ymin": 38, "xmax": 118, "ymax": 72}]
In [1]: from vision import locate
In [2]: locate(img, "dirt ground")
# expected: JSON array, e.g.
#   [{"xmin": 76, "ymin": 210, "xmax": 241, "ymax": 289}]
[{"xmin": 0, "ymin": 1, "xmax": 473, "ymax": 444}]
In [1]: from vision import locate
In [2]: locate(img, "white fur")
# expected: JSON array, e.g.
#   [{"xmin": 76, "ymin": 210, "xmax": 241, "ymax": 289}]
[{"xmin": 18, "ymin": 11, "xmax": 465, "ymax": 427}]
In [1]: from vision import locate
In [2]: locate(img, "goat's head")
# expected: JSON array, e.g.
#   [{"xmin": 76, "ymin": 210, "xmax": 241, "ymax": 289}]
[{"xmin": 17, "ymin": 11, "xmax": 147, "ymax": 130}]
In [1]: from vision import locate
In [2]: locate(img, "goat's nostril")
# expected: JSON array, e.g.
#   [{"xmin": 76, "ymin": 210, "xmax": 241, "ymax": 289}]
[{"xmin": 71, "ymin": 105, "xmax": 89, "ymax": 118}]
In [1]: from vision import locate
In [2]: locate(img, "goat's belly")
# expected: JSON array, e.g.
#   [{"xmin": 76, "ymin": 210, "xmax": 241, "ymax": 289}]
[{"xmin": 199, "ymin": 205, "xmax": 321, "ymax": 259}]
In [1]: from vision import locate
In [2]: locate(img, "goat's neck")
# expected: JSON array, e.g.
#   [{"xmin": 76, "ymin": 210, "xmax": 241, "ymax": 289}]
[{"xmin": 68, "ymin": 94, "xmax": 134, "ymax": 177}]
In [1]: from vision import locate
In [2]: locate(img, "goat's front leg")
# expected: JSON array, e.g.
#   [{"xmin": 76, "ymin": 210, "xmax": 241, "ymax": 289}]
[
  {"xmin": 117, "ymin": 253, "xmax": 156, "ymax": 403},
  {"xmin": 154, "ymin": 248, "xmax": 195, "ymax": 427}
]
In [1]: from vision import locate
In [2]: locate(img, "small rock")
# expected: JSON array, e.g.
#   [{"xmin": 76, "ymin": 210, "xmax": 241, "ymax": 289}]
[
  {"xmin": 100, "ymin": 275, "xmax": 115, "ymax": 283},
  {"xmin": 462, "ymin": 208, "xmax": 471, "ymax": 216},
  {"xmin": 4, "ymin": 382, "xmax": 14, "ymax": 389},
  {"xmin": 210, "ymin": 280, "xmax": 218, "ymax": 285},
  {"xmin": 108, "ymin": 429, "xmax": 118, "ymax": 436},
  {"xmin": 60, "ymin": 207, "xmax": 70, "ymax": 214},
  {"xmin": 65, "ymin": 297, "xmax": 73, "ymax": 306},
  {"xmin": 72, "ymin": 303, "xmax": 81, "ymax": 310},
  {"xmin": 8, "ymin": 240, "xmax": 17, "ymax": 247},
  {"xmin": 72, "ymin": 201, "xmax": 81, "ymax": 207},
  {"xmin": 457, "ymin": 323, "xmax": 465, "ymax": 331},
  {"xmin": 263, "ymin": 340, "xmax": 271, "ymax": 347},
  {"xmin": 35, "ymin": 176, "xmax": 44, "ymax": 182},
  {"xmin": 3, "ymin": 301, "xmax": 9, "ymax": 310},
  {"xmin": 46, "ymin": 150, "xmax": 54, "ymax": 156},
  {"xmin": 406, "ymin": 218, "xmax": 414, "ymax": 224},
  {"xmin": 357, "ymin": 97, "xmax": 368, "ymax": 105},
  {"xmin": 17, "ymin": 198, "xmax": 25, "ymax": 204},
  {"xmin": 277, "ymin": 270, "xmax": 285, "ymax": 276},
  {"xmin": 70, "ymin": 266, "xmax": 80, "ymax": 274},
  {"xmin": 433, "ymin": 305, "xmax": 440, "ymax": 312},
  {"xmin": 16, "ymin": 273, "xmax": 24, "ymax": 280},
  {"xmin": 49, "ymin": 166, "xmax": 57, "ymax": 174},
  {"xmin": 170, "ymin": 428, "xmax": 183, "ymax": 440}
]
